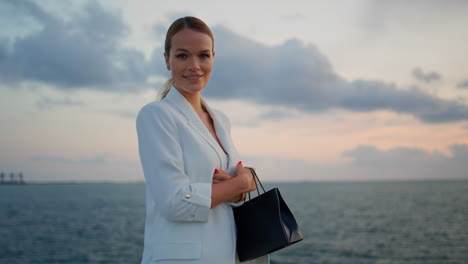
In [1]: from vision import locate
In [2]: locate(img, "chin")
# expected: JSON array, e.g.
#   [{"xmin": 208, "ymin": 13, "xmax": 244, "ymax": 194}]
[{"xmin": 176, "ymin": 85, "xmax": 205, "ymax": 95}]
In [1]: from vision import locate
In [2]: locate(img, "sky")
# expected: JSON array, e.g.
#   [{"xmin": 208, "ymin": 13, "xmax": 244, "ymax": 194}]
[{"xmin": 0, "ymin": 0, "xmax": 467, "ymax": 182}]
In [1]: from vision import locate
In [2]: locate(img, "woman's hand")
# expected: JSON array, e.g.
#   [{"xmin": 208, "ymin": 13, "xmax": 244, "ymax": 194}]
[
  {"xmin": 235, "ymin": 161, "xmax": 257, "ymax": 193},
  {"xmin": 212, "ymin": 169, "xmax": 233, "ymax": 184},
  {"xmin": 210, "ymin": 162, "xmax": 256, "ymax": 205},
  {"xmin": 212, "ymin": 164, "xmax": 256, "ymax": 192}
]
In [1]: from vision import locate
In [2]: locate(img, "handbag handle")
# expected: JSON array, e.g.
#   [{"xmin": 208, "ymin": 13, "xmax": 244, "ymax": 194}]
[{"xmin": 246, "ymin": 167, "xmax": 266, "ymax": 201}]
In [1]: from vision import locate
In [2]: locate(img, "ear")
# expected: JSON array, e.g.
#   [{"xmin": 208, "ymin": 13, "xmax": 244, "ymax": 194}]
[
  {"xmin": 212, "ymin": 51, "xmax": 216, "ymax": 58},
  {"xmin": 164, "ymin": 52, "xmax": 170, "ymax": 69}
]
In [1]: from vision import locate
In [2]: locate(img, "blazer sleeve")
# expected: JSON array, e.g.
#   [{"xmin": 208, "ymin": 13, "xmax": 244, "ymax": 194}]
[{"xmin": 136, "ymin": 103, "xmax": 211, "ymax": 222}]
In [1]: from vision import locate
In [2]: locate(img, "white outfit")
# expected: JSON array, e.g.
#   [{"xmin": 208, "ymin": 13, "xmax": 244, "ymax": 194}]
[{"xmin": 136, "ymin": 87, "xmax": 269, "ymax": 264}]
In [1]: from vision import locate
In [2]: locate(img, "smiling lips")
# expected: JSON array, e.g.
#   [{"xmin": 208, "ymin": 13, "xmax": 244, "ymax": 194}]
[{"xmin": 184, "ymin": 74, "xmax": 203, "ymax": 81}]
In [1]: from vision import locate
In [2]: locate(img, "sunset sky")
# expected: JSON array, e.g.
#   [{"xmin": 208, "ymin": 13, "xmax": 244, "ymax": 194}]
[{"xmin": 1, "ymin": 0, "xmax": 467, "ymax": 182}]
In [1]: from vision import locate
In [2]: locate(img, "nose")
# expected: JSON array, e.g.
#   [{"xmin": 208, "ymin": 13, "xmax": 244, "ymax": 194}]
[{"xmin": 188, "ymin": 57, "xmax": 200, "ymax": 71}]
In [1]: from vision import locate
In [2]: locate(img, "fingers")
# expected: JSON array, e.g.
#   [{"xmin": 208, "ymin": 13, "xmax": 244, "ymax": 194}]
[
  {"xmin": 235, "ymin": 161, "xmax": 244, "ymax": 174},
  {"xmin": 251, "ymin": 178, "xmax": 257, "ymax": 191},
  {"xmin": 235, "ymin": 161, "xmax": 250, "ymax": 176},
  {"xmin": 213, "ymin": 168, "xmax": 233, "ymax": 184},
  {"xmin": 213, "ymin": 173, "xmax": 232, "ymax": 182},
  {"xmin": 241, "ymin": 165, "xmax": 257, "ymax": 191},
  {"xmin": 249, "ymin": 174, "xmax": 257, "ymax": 192},
  {"xmin": 235, "ymin": 161, "xmax": 258, "ymax": 192},
  {"xmin": 215, "ymin": 168, "xmax": 230, "ymax": 174},
  {"xmin": 219, "ymin": 162, "xmax": 258, "ymax": 192}
]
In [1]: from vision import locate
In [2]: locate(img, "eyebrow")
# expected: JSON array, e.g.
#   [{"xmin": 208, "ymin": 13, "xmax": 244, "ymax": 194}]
[{"xmin": 174, "ymin": 48, "xmax": 212, "ymax": 53}]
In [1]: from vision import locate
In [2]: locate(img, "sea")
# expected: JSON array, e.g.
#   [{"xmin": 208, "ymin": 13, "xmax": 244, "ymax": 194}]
[{"xmin": 1, "ymin": 180, "xmax": 467, "ymax": 264}]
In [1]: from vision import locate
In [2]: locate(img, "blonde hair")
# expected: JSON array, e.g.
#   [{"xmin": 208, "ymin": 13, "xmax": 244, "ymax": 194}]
[
  {"xmin": 158, "ymin": 79, "xmax": 173, "ymax": 100},
  {"xmin": 158, "ymin": 16, "xmax": 214, "ymax": 100}
]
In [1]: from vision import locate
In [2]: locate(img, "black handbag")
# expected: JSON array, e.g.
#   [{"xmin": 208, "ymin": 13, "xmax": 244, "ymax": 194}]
[{"xmin": 233, "ymin": 168, "xmax": 303, "ymax": 262}]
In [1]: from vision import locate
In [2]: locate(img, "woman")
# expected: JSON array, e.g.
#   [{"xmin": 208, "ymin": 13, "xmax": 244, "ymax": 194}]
[{"xmin": 136, "ymin": 16, "xmax": 269, "ymax": 264}]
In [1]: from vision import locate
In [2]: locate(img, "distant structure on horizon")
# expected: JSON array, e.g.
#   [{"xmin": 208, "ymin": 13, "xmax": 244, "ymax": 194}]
[{"xmin": 0, "ymin": 172, "xmax": 26, "ymax": 185}]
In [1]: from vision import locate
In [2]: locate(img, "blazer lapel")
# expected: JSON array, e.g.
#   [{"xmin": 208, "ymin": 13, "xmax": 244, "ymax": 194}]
[
  {"xmin": 164, "ymin": 88, "xmax": 228, "ymax": 160},
  {"xmin": 203, "ymin": 101, "xmax": 233, "ymax": 156}
]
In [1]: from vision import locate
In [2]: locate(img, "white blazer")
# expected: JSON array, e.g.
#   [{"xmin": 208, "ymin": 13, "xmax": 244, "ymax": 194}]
[{"xmin": 136, "ymin": 87, "xmax": 269, "ymax": 264}]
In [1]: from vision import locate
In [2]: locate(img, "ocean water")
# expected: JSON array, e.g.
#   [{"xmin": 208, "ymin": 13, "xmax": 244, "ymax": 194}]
[{"xmin": 1, "ymin": 181, "xmax": 467, "ymax": 264}]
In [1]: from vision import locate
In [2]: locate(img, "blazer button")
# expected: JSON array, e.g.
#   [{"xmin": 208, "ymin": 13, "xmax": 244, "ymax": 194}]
[{"xmin": 185, "ymin": 194, "xmax": 191, "ymax": 199}]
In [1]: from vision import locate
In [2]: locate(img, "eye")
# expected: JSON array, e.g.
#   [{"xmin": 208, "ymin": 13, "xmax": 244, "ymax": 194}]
[
  {"xmin": 200, "ymin": 53, "xmax": 211, "ymax": 59},
  {"xmin": 176, "ymin": 54, "xmax": 187, "ymax": 59}
]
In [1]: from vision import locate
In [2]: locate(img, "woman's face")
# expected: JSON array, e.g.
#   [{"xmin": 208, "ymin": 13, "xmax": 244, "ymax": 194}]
[{"xmin": 165, "ymin": 28, "xmax": 215, "ymax": 97}]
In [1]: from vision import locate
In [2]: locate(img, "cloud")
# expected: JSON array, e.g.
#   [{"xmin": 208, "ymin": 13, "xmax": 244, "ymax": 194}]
[
  {"xmin": 412, "ymin": 67, "xmax": 442, "ymax": 83},
  {"xmin": 342, "ymin": 144, "xmax": 468, "ymax": 180},
  {"xmin": 457, "ymin": 80, "xmax": 468, "ymax": 89},
  {"xmin": 363, "ymin": 0, "xmax": 468, "ymax": 32},
  {"xmin": 152, "ymin": 12, "xmax": 191, "ymax": 39},
  {"xmin": 258, "ymin": 109, "xmax": 296, "ymax": 121},
  {"xmin": 343, "ymin": 145, "xmax": 442, "ymax": 167},
  {"xmin": 280, "ymin": 13, "xmax": 306, "ymax": 21},
  {"xmin": 243, "ymin": 144, "xmax": 468, "ymax": 181},
  {"xmin": 36, "ymin": 95, "xmax": 84, "ymax": 110},
  {"xmin": 4, "ymin": 3, "xmax": 468, "ymax": 124},
  {"xmin": 108, "ymin": 110, "xmax": 137, "ymax": 119},
  {"xmin": 173, "ymin": 26, "xmax": 468, "ymax": 123},
  {"xmin": 0, "ymin": 0, "xmax": 150, "ymax": 91}
]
